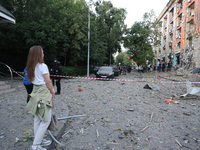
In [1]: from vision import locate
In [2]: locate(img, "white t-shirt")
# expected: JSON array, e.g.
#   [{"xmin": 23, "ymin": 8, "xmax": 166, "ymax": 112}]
[{"xmin": 32, "ymin": 63, "xmax": 49, "ymax": 85}]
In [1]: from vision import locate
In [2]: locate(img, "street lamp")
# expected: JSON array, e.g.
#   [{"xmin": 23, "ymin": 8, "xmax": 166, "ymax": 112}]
[
  {"xmin": 87, "ymin": 0, "xmax": 91, "ymax": 77},
  {"xmin": 74, "ymin": 0, "xmax": 90, "ymax": 77}
]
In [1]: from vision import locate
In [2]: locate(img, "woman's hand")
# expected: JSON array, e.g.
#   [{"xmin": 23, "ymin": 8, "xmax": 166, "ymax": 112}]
[{"xmin": 51, "ymin": 89, "xmax": 55, "ymax": 99}]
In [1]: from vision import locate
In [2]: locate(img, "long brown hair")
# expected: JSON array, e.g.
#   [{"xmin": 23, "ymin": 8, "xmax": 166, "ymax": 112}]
[{"xmin": 26, "ymin": 46, "xmax": 44, "ymax": 81}]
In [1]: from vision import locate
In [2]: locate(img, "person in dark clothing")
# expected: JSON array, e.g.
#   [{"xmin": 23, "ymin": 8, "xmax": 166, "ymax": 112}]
[
  {"xmin": 153, "ymin": 64, "xmax": 156, "ymax": 71},
  {"xmin": 54, "ymin": 61, "xmax": 62, "ymax": 95},
  {"xmin": 50, "ymin": 58, "xmax": 58, "ymax": 86},
  {"xmin": 162, "ymin": 62, "xmax": 166, "ymax": 72},
  {"xmin": 158, "ymin": 63, "xmax": 161, "ymax": 72},
  {"xmin": 122, "ymin": 65, "xmax": 127, "ymax": 75},
  {"xmin": 127, "ymin": 65, "xmax": 131, "ymax": 73},
  {"xmin": 143, "ymin": 65, "xmax": 146, "ymax": 72},
  {"xmin": 167, "ymin": 61, "xmax": 172, "ymax": 71},
  {"xmin": 118, "ymin": 66, "xmax": 122, "ymax": 75},
  {"xmin": 23, "ymin": 67, "xmax": 33, "ymax": 103}
]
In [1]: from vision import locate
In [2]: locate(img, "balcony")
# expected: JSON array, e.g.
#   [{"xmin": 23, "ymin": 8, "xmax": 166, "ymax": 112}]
[
  {"xmin": 187, "ymin": 15, "xmax": 194, "ymax": 23},
  {"xmin": 163, "ymin": 45, "xmax": 166, "ymax": 50},
  {"xmin": 187, "ymin": 32, "xmax": 192, "ymax": 39},
  {"xmin": 177, "ymin": 0, "xmax": 183, "ymax": 3},
  {"xmin": 164, "ymin": 35, "xmax": 166, "ymax": 39},
  {"xmin": 165, "ymin": 23, "xmax": 167, "ymax": 28},
  {"xmin": 170, "ymin": 16, "xmax": 174, "ymax": 24},
  {"xmin": 188, "ymin": 0, "xmax": 195, "ymax": 7},
  {"xmin": 177, "ymin": 23, "xmax": 182, "ymax": 30},
  {"xmin": 169, "ymin": 41, "xmax": 172, "ymax": 47},
  {"xmin": 177, "ymin": 38, "xmax": 181, "ymax": 43},
  {"xmin": 169, "ymin": 29, "xmax": 173, "ymax": 35},
  {"xmin": 177, "ymin": 8, "xmax": 182, "ymax": 16}
]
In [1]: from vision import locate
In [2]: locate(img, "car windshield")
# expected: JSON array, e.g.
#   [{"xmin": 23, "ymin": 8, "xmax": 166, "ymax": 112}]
[{"xmin": 99, "ymin": 67, "xmax": 112, "ymax": 71}]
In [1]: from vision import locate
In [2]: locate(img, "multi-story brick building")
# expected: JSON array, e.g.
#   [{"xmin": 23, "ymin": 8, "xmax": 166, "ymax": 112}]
[{"xmin": 154, "ymin": 0, "xmax": 200, "ymax": 69}]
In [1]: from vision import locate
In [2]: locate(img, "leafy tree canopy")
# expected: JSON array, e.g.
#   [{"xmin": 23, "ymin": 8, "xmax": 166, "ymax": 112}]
[
  {"xmin": 94, "ymin": 0, "xmax": 127, "ymax": 65},
  {"xmin": 2, "ymin": 1, "xmax": 166, "ymax": 73},
  {"xmin": 115, "ymin": 52, "xmax": 132, "ymax": 66},
  {"xmin": 0, "ymin": 0, "xmax": 127, "ymax": 71},
  {"xmin": 124, "ymin": 10, "xmax": 161, "ymax": 66}
]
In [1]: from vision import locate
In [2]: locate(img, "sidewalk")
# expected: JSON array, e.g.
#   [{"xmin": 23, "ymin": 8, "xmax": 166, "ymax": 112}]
[{"xmin": 0, "ymin": 79, "xmax": 69, "ymax": 150}]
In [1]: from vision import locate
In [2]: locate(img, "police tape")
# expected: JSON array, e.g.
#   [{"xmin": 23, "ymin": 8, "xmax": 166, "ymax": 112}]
[
  {"xmin": 50, "ymin": 75, "xmax": 200, "ymax": 84},
  {"xmin": 50, "ymin": 75, "xmax": 147, "ymax": 82},
  {"xmin": 10, "ymin": 68, "xmax": 24, "ymax": 79},
  {"xmin": 9, "ymin": 67, "xmax": 200, "ymax": 84}
]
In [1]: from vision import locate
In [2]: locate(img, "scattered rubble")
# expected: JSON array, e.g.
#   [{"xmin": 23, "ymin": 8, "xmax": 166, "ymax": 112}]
[{"xmin": 0, "ymin": 71, "xmax": 200, "ymax": 150}]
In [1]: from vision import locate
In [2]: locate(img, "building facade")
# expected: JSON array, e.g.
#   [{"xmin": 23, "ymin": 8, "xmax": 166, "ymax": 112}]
[{"xmin": 154, "ymin": 0, "xmax": 200, "ymax": 69}]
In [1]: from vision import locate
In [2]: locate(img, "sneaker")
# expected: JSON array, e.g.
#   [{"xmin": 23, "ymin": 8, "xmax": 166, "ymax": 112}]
[
  {"xmin": 55, "ymin": 92, "xmax": 60, "ymax": 95},
  {"xmin": 30, "ymin": 145, "xmax": 47, "ymax": 150},
  {"xmin": 36, "ymin": 145, "xmax": 47, "ymax": 150},
  {"xmin": 41, "ymin": 138, "xmax": 52, "ymax": 146}
]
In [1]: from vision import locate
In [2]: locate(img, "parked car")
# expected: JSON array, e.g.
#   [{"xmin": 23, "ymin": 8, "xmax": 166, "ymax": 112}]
[
  {"xmin": 112, "ymin": 66, "xmax": 120, "ymax": 76},
  {"xmin": 93, "ymin": 66, "xmax": 101, "ymax": 75},
  {"xmin": 96, "ymin": 66, "xmax": 114, "ymax": 79}
]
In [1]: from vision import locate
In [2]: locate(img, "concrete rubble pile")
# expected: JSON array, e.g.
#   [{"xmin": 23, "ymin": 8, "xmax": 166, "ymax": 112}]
[{"xmin": 181, "ymin": 70, "xmax": 200, "ymax": 97}]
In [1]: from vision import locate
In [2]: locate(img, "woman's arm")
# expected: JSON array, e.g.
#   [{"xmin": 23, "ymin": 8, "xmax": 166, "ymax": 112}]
[{"xmin": 43, "ymin": 73, "xmax": 55, "ymax": 99}]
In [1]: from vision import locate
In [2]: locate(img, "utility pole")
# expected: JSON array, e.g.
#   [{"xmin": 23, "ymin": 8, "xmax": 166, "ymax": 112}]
[{"xmin": 87, "ymin": 0, "xmax": 90, "ymax": 77}]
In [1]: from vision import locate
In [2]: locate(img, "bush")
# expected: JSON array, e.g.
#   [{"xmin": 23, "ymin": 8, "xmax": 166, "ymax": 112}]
[{"xmin": 61, "ymin": 66, "xmax": 93, "ymax": 77}]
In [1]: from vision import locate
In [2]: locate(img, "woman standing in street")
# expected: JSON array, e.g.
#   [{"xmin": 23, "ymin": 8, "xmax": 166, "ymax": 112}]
[{"xmin": 26, "ymin": 46, "xmax": 55, "ymax": 150}]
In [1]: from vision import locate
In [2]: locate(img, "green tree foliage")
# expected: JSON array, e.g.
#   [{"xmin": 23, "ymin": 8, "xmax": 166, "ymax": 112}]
[
  {"xmin": 0, "ymin": 0, "xmax": 127, "ymax": 71},
  {"xmin": 124, "ymin": 10, "xmax": 161, "ymax": 66},
  {"xmin": 116, "ymin": 52, "xmax": 132, "ymax": 66},
  {"xmin": 123, "ymin": 53, "xmax": 132, "ymax": 66},
  {"xmin": 94, "ymin": 0, "xmax": 127, "ymax": 65},
  {"xmin": 116, "ymin": 52, "xmax": 125, "ymax": 65},
  {"xmin": 1, "ymin": 0, "xmax": 85, "ymax": 69},
  {"xmin": 142, "ymin": 10, "xmax": 162, "ymax": 46}
]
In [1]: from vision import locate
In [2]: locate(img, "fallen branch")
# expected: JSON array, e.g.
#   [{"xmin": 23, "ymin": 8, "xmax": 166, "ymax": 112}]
[
  {"xmin": 150, "ymin": 113, "xmax": 154, "ymax": 122},
  {"xmin": 62, "ymin": 129, "xmax": 72, "ymax": 138},
  {"xmin": 110, "ymin": 142, "xmax": 121, "ymax": 145},
  {"xmin": 178, "ymin": 97, "xmax": 197, "ymax": 100},
  {"xmin": 141, "ymin": 126, "xmax": 149, "ymax": 132},
  {"xmin": 71, "ymin": 101, "xmax": 84, "ymax": 106},
  {"xmin": 22, "ymin": 136, "xmax": 34, "ymax": 138},
  {"xmin": 96, "ymin": 129, "xmax": 99, "ymax": 138}
]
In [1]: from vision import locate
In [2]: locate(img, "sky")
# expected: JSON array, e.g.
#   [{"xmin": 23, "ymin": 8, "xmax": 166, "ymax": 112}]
[
  {"xmin": 89, "ymin": 0, "xmax": 170, "ymax": 28},
  {"xmin": 107, "ymin": 0, "xmax": 170, "ymax": 28},
  {"xmin": 86, "ymin": 0, "xmax": 170, "ymax": 53}
]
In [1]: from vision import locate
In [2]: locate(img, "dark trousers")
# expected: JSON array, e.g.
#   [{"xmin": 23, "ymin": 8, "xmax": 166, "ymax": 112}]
[
  {"xmin": 51, "ymin": 77, "xmax": 55, "ymax": 86},
  {"xmin": 24, "ymin": 84, "xmax": 33, "ymax": 103},
  {"xmin": 157, "ymin": 66, "xmax": 160, "ymax": 72},
  {"xmin": 56, "ymin": 79, "xmax": 61, "ymax": 94}
]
